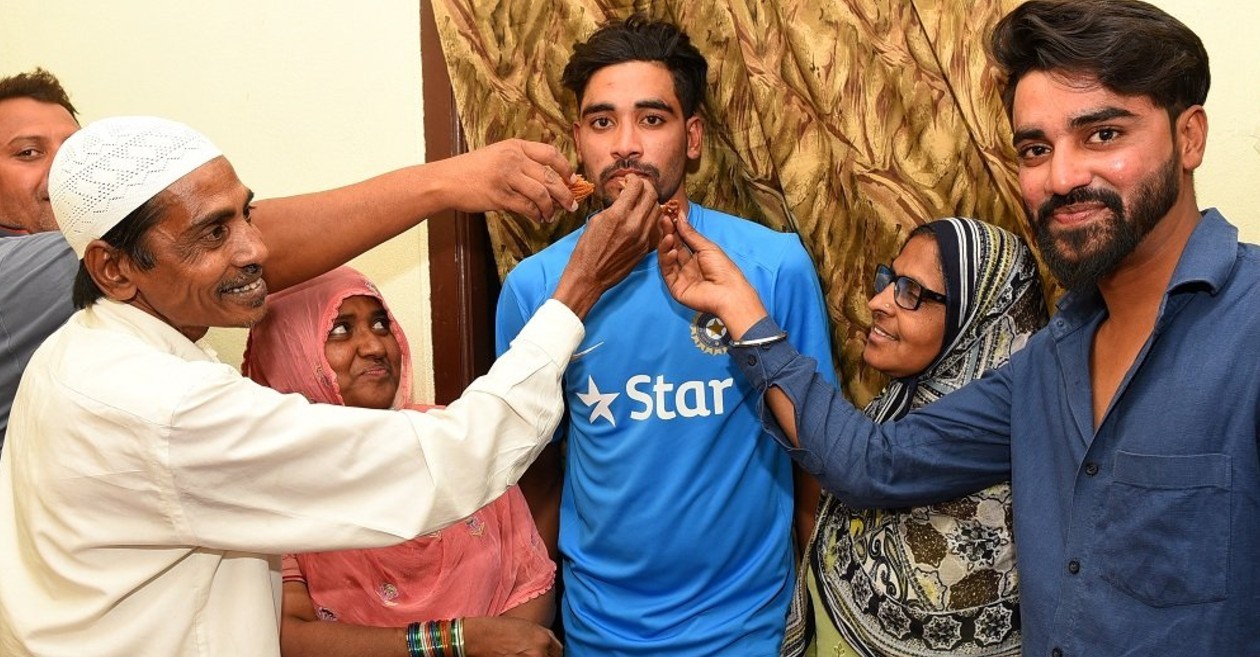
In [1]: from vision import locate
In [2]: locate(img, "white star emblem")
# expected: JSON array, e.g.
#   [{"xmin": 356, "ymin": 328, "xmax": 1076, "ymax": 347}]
[{"xmin": 576, "ymin": 375, "xmax": 619, "ymax": 426}]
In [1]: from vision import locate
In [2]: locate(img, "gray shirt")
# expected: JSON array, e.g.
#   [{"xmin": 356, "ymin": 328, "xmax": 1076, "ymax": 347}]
[{"xmin": 0, "ymin": 229, "xmax": 77, "ymax": 448}]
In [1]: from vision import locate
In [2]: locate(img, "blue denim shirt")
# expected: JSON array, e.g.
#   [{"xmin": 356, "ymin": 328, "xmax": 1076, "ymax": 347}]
[{"xmin": 736, "ymin": 209, "xmax": 1259, "ymax": 656}]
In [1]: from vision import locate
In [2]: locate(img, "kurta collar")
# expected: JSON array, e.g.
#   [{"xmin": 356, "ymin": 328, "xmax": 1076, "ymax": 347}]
[{"xmin": 85, "ymin": 299, "xmax": 220, "ymax": 364}]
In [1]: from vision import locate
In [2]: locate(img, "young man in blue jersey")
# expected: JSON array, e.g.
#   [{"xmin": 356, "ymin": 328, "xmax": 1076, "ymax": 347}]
[{"xmin": 495, "ymin": 15, "xmax": 835, "ymax": 656}]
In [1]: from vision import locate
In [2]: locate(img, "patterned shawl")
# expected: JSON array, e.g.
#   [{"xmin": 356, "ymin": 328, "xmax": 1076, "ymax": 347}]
[{"xmin": 782, "ymin": 217, "xmax": 1047, "ymax": 657}]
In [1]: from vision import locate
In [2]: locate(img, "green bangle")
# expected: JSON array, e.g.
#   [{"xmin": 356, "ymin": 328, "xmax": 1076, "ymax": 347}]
[
  {"xmin": 429, "ymin": 620, "xmax": 444, "ymax": 657},
  {"xmin": 729, "ymin": 331, "xmax": 787, "ymax": 348},
  {"xmin": 405, "ymin": 622, "xmax": 422, "ymax": 657}
]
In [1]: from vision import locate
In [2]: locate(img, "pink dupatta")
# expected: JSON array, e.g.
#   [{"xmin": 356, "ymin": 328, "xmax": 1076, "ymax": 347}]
[{"xmin": 242, "ymin": 266, "xmax": 554, "ymax": 626}]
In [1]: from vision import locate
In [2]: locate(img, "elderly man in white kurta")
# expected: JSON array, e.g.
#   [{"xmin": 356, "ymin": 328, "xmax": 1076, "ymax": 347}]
[{"xmin": 0, "ymin": 116, "xmax": 662, "ymax": 657}]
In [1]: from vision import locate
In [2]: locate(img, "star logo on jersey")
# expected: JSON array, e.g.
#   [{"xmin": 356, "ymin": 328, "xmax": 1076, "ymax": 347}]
[
  {"xmin": 576, "ymin": 375, "xmax": 619, "ymax": 426},
  {"xmin": 690, "ymin": 311, "xmax": 730, "ymax": 355}
]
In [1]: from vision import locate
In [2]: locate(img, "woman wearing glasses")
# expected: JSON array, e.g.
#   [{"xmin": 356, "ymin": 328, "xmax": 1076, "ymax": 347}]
[{"xmin": 659, "ymin": 216, "xmax": 1047, "ymax": 657}]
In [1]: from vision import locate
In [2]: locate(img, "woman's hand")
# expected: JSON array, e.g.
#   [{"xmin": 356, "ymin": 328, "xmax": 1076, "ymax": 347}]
[
  {"xmin": 461, "ymin": 616, "xmax": 562, "ymax": 657},
  {"xmin": 657, "ymin": 210, "xmax": 770, "ymax": 340}
]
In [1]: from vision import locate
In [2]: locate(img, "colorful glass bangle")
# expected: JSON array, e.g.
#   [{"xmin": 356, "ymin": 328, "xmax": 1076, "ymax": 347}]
[
  {"xmin": 451, "ymin": 618, "xmax": 466, "ymax": 657},
  {"xmin": 405, "ymin": 619, "xmax": 465, "ymax": 657},
  {"xmin": 405, "ymin": 622, "xmax": 422, "ymax": 657}
]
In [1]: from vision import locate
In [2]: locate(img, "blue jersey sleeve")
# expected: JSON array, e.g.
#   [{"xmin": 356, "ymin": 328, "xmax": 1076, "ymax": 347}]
[
  {"xmin": 766, "ymin": 235, "xmax": 837, "ymax": 386},
  {"xmin": 494, "ymin": 275, "xmax": 532, "ymax": 359}
]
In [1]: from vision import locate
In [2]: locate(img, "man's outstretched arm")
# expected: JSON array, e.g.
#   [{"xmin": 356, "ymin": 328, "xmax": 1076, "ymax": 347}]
[{"xmin": 253, "ymin": 139, "xmax": 579, "ymax": 292}]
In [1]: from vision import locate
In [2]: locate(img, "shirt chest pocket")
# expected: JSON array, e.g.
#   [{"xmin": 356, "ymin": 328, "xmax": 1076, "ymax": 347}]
[{"xmin": 1096, "ymin": 451, "xmax": 1230, "ymax": 608}]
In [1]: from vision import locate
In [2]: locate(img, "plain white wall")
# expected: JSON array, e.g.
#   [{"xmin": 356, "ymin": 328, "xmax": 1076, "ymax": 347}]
[
  {"xmin": 1, "ymin": 0, "xmax": 435, "ymax": 402},
  {"xmin": 1150, "ymin": 0, "xmax": 1260, "ymax": 237}
]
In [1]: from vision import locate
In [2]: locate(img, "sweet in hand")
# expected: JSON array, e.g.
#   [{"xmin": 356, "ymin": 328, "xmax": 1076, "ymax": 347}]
[{"xmin": 568, "ymin": 175, "xmax": 596, "ymax": 204}]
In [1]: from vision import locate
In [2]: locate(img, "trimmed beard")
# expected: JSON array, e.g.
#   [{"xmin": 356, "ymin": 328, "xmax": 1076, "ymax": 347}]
[{"xmin": 1032, "ymin": 153, "xmax": 1180, "ymax": 291}]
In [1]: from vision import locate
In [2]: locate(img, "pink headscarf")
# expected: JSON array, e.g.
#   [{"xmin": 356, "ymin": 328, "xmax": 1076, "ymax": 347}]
[
  {"xmin": 244, "ymin": 268, "xmax": 555, "ymax": 625},
  {"xmin": 243, "ymin": 266, "xmax": 414, "ymax": 409}
]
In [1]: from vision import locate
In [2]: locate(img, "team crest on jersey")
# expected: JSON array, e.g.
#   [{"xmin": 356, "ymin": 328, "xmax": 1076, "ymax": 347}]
[{"xmin": 690, "ymin": 311, "xmax": 730, "ymax": 355}]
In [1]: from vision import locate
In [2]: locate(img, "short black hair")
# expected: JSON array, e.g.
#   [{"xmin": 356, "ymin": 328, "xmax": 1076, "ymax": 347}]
[
  {"xmin": 0, "ymin": 68, "xmax": 79, "ymax": 118},
  {"xmin": 561, "ymin": 13, "xmax": 709, "ymax": 118},
  {"xmin": 989, "ymin": 0, "xmax": 1209, "ymax": 121},
  {"xmin": 72, "ymin": 194, "xmax": 167, "ymax": 309}
]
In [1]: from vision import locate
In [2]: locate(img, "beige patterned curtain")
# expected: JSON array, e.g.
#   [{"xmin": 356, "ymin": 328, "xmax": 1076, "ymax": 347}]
[{"xmin": 431, "ymin": 0, "xmax": 1050, "ymax": 405}]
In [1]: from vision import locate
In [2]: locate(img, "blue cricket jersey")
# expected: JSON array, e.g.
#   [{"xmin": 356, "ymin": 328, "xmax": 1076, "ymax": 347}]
[{"xmin": 496, "ymin": 202, "xmax": 835, "ymax": 656}]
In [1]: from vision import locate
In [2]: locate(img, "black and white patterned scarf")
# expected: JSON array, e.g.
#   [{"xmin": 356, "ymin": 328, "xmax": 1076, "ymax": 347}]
[{"xmin": 782, "ymin": 217, "xmax": 1048, "ymax": 657}]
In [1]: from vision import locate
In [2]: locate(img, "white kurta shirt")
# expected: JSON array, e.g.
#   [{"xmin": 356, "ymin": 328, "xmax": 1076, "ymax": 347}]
[{"xmin": 0, "ymin": 298, "xmax": 581, "ymax": 657}]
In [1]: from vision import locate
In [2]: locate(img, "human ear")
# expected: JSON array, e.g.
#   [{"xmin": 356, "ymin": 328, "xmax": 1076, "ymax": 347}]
[
  {"xmin": 1175, "ymin": 105, "xmax": 1207, "ymax": 172},
  {"xmin": 685, "ymin": 116, "xmax": 704, "ymax": 160},
  {"xmin": 82, "ymin": 240, "xmax": 138, "ymax": 303}
]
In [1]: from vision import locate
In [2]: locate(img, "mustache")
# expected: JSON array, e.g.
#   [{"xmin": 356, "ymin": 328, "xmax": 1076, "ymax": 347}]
[
  {"xmin": 1035, "ymin": 186, "xmax": 1124, "ymax": 226},
  {"xmin": 597, "ymin": 159, "xmax": 662, "ymax": 187},
  {"xmin": 217, "ymin": 263, "xmax": 263, "ymax": 293}
]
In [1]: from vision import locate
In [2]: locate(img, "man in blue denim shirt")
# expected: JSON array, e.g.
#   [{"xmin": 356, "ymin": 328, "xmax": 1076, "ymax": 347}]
[{"xmin": 657, "ymin": 1, "xmax": 1259, "ymax": 655}]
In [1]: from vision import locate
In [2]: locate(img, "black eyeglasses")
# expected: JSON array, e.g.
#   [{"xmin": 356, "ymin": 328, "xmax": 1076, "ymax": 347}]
[{"xmin": 873, "ymin": 264, "xmax": 947, "ymax": 311}]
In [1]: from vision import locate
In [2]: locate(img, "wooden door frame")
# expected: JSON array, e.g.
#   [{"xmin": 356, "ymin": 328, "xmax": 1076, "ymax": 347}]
[{"xmin": 421, "ymin": 0, "xmax": 501, "ymax": 404}]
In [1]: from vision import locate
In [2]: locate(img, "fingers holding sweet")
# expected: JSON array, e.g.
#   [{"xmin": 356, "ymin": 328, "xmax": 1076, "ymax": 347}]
[
  {"xmin": 656, "ymin": 210, "xmax": 767, "ymax": 329},
  {"xmin": 448, "ymin": 139, "xmax": 579, "ymax": 221},
  {"xmin": 512, "ymin": 152, "xmax": 584, "ymax": 221},
  {"xmin": 567, "ymin": 174, "xmax": 596, "ymax": 204},
  {"xmin": 517, "ymin": 139, "xmax": 574, "ymax": 182},
  {"xmin": 657, "ymin": 222, "xmax": 692, "ymax": 276},
  {"xmin": 672, "ymin": 210, "xmax": 717, "ymax": 252},
  {"xmin": 660, "ymin": 199, "xmax": 681, "ymax": 221},
  {"xmin": 626, "ymin": 176, "xmax": 663, "ymax": 240},
  {"xmin": 506, "ymin": 174, "xmax": 560, "ymax": 224},
  {"xmin": 551, "ymin": 174, "xmax": 659, "ymax": 319},
  {"xmin": 534, "ymin": 162, "xmax": 578, "ymax": 216},
  {"xmin": 512, "ymin": 140, "xmax": 578, "ymax": 215}
]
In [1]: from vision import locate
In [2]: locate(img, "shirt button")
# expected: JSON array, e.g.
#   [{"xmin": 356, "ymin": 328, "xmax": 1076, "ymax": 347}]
[
  {"xmin": 746, "ymin": 355, "xmax": 757, "ymax": 367},
  {"xmin": 1068, "ymin": 560, "xmax": 1080, "ymax": 574},
  {"xmin": 1084, "ymin": 462, "xmax": 1099, "ymax": 476},
  {"xmin": 1051, "ymin": 649, "xmax": 1063, "ymax": 657}
]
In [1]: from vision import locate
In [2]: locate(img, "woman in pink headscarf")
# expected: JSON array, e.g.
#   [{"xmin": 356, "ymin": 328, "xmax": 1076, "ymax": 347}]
[{"xmin": 243, "ymin": 266, "xmax": 559, "ymax": 657}]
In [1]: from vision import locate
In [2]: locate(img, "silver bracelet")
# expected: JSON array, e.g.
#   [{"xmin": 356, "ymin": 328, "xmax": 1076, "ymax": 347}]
[{"xmin": 729, "ymin": 331, "xmax": 787, "ymax": 348}]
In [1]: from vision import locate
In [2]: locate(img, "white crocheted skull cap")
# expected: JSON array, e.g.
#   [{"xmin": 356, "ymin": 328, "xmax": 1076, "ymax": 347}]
[{"xmin": 49, "ymin": 116, "xmax": 222, "ymax": 258}]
